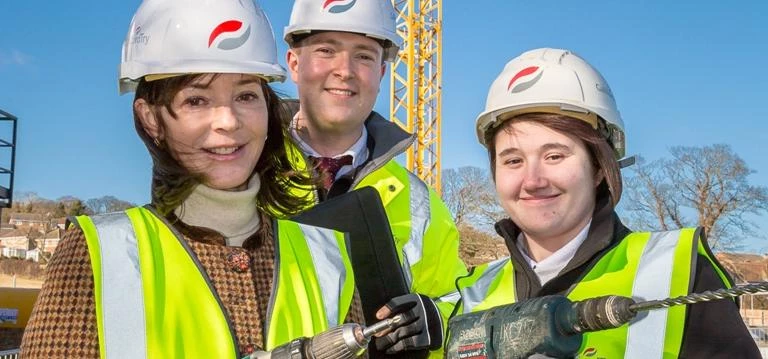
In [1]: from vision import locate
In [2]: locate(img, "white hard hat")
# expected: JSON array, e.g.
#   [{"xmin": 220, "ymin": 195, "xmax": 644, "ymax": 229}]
[
  {"xmin": 476, "ymin": 48, "xmax": 626, "ymax": 159},
  {"xmin": 118, "ymin": 0, "xmax": 286, "ymax": 94},
  {"xmin": 284, "ymin": 0, "xmax": 401, "ymax": 62}
]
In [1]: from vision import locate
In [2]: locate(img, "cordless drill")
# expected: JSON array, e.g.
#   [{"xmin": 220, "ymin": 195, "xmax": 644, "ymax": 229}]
[{"xmin": 245, "ymin": 314, "xmax": 403, "ymax": 359}]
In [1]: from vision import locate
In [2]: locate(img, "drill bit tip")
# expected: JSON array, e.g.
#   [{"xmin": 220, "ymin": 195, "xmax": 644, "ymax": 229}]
[{"xmin": 361, "ymin": 313, "xmax": 406, "ymax": 339}]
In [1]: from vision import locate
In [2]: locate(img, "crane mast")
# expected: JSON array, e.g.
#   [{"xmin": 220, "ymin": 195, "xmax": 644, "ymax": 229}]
[{"xmin": 389, "ymin": 0, "xmax": 442, "ymax": 193}]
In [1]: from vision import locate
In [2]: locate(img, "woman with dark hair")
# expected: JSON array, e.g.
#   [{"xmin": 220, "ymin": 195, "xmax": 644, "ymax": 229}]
[
  {"xmin": 21, "ymin": 0, "xmax": 364, "ymax": 357},
  {"xmin": 454, "ymin": 48, "xmax": 759, "ymax": 358}
]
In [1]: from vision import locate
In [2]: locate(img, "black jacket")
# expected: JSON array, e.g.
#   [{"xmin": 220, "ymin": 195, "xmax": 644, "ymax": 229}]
[{"xmin": 495, "ymin": 194, "xmax": 761, "ymax": 358}]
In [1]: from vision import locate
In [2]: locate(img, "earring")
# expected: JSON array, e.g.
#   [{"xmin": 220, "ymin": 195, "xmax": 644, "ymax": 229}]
[{"xmin": 153, "ymin": 137, "xmax": 160, "ymax": 147}]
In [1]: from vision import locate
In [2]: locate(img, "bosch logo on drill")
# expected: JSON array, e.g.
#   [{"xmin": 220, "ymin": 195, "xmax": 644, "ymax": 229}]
[
  {"xmin": 507, "ymin": 66, "xmax": 542, "ymax": 93},
  {"xmin": 457, "ymin": 325, "xmax": 485, "ymax": 341},
  {"xmin": 457, "ymin": 342, "xmax": 487, "ymax": 359}
]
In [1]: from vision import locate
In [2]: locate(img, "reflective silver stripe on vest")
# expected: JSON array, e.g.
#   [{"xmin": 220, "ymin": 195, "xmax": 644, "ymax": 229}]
[
  {"xmin": 460, "ymin": 257, "xmax": 510, "ymax": 314},
  {"xmin": 625, "ymin": 230, "xmax": 683, "ymax": 359},
  {"xmin": 436, "ymin": 290, "xmax": 462, "ymax": 305},
  {"xmin": 90, "ymin": 212, "xmax": 148, "ymax": 358},
  {"xmin": 402, "ymin": 172, "xmax": 431, "ymax": 289},
  {"xmin": 298, "ymin": 223, "xmax": 346, "ymax": 328}
]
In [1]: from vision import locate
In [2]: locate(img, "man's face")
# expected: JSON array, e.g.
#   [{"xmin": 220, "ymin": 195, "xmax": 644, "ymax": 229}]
[{"xmin": 287, "ymin": 31, "xmax": 386, "ymax": 135}]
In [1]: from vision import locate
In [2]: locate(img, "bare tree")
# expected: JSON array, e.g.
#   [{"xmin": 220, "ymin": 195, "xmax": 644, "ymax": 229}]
[
  {"xmin": 623, "ymin": 157, "xmax": 683, "ymax": 231},
  {"xmin": 441, "ymin": 166, "xmax": 506, "ymax": 229},
  {"xmin": 457, "ymin": 224, "xmax": 508, "ymax": 266},
  {"xmin": 85, "ymin": 196, "xmax": 135, "ymax": 214},
  {"xmin": 622, "ymin": 144, "xmax": 768, "ymax": 251}
]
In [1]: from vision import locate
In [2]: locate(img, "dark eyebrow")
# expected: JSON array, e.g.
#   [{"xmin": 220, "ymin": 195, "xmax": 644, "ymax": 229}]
[
  {"xmin": 541, "ymin": 143, "xmax": 572, "ymax": 153},
  {"xmin": 312, "ymin": 37, "xmax": 380, "ymax": 54},
  {"xmin": 353, "ymin": 42, "xmax": 381, "ymax": 54},
  {"xmin": 308, "ymin": 37, "xmax": 342, "ymax": 48},
  {"xmin": 236, "ymin": 77, "xmax": 262, "ymax": 86},
  {"xmin": 187, "ymin": 76, "xmax": 261, "ymax": 89},
  {"xmin": 188, "ymin": 82, "xmax": 211, "ymax": 90},
  {"xmin": 496, "ymin": 146, "xmax": 519, "ymax": 158},
  {"xmin": 497, "ymin": 142, "xmax": 572, "ymax": 157}
]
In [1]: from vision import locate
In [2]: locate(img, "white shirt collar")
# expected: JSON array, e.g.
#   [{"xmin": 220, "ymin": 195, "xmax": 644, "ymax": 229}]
[
  {"xmin": 515, "ymin": 220, "xmax": 592, "ymax": 286},
  {"xmin": 290, "ymin": 114, "xmax": 369, "ymax": 179}
]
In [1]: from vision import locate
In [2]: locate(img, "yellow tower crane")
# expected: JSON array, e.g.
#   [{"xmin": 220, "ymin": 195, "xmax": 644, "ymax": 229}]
[{"xmin": 389, "ymin": 0, "xmax": 443, "ymax": 194}]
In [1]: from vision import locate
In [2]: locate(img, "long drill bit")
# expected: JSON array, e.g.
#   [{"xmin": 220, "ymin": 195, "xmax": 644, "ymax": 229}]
[{"xmin": 630, "ymin": 282, "xmax": 768, "ymax": 313}]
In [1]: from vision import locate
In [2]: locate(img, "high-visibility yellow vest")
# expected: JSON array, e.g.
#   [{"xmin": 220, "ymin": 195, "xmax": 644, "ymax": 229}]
[
  {"xmin": 75, "ymin": 206, "xmax": 354, "ymax": 359},
  {"xmin": 455, "ymin": 229, "xmax": 732, "ymax": 359},
  {"xmin": 288, "ymin": 139, "xmax": 466, "ymax": 358},
  {"xmin": 288, "ymin": 144, "xmax": 466, "ymax": 305}
]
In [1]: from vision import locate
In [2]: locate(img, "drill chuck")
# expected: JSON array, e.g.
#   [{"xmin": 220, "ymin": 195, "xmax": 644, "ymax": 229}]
[
  {"xmin": 304, "ymin": 324, "xmax": 368, "ymax": 359},
  {"xmin": 567, "ymin": 295, "xmax": 637, "ymax": 334},
  {"xmin": 246, "ymin": 314, "xmax": 403, "ymax": 359}
]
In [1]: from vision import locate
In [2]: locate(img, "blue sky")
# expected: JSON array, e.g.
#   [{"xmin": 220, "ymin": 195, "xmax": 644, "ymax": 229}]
[{"xmin": 1, "ymin": 1, "xmax": 767, "ymax": 249}]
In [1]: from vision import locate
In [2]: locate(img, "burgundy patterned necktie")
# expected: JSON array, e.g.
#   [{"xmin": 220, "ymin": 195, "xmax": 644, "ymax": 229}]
[{"xmin": 308, "ymin": 155, "xmax": 353, "ymax": 190}]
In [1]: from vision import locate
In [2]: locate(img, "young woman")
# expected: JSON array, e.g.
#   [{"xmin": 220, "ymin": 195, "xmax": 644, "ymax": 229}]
[
  {"xmin": 21, "ymin": 0, "xmax": 364, "ymax": 357},
  {"xmin": 455, "ymin": 48, "xmax": 759, "ymax": 358}
]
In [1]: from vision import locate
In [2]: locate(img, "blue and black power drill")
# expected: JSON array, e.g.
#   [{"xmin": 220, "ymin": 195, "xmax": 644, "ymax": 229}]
[{"xmin": 445, "ymin": 283, "xmax": 768, "ymax": 359}]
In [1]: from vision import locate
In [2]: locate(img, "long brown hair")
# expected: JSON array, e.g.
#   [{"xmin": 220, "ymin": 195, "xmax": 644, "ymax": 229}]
[
  {"xmin": 133, "ymin": 74, "xmax": 313, "ymax": 218},
  {"xmin": 485, "ymin": 113, "xmax": 622, "ymax": 206}
]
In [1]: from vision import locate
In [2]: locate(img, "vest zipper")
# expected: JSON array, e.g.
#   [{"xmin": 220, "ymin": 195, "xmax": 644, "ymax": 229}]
[{"xmin": 264, "ymin": 218, "xmax": 281, "ymax": 347}]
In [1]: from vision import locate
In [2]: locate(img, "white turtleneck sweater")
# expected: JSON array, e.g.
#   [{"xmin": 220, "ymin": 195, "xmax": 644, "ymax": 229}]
[{"xmin": 174, "ymin": 174, "xmax": 262, "ymax": 247}]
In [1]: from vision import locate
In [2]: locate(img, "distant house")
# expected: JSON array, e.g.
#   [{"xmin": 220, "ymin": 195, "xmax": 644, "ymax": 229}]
[
  {"xmin": 0, "ymin": 228, "xmax": 36, "ymax": 250},
  {"xmin": 0, "ymin": 225, "xmax": 15, "ymax": 238},
  {"xmin": 1, "ymin": 228, "xmax": 33, "ymax": 259},
  {"xmin": 0, "ymin": 227, "xmax": 59, "ymax": 261},
  {"xmin": 716, "ymin": 252, "xmax": 768, "ymax": 282},
  {"xmin": 2, "ymin": 247, "xmax": 27, "ymax": 259},
  {"xmin": 25, "ymin": 248, "xmax": 41, "ymax": 262},
  {"xmin": 8, "ymin": 213, "xmax": 47, "ymax": 229},
  {"xmin": 36, "ymin": 228, "xmax": 63, "ymax": 254},
  {"xmin": 715, "ymin": 252, "xmax": 768, "ymax": 326},
  {"xmin": 50, "ymin": 218, "xmax": 67, "ymax": 230}
]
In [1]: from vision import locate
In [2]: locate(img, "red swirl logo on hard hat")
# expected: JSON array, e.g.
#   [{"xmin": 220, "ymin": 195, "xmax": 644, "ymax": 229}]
[
  {"xmin": 323, "ymin": 0, "xmax": 357, "ymax": 13},
  {"xmin": 582, "ymin": 348, "xmax": 597, "ymax": 357},
  {"xmin": 208, "ymin": 20, "xmax": 251, "ymax": 50},
  {"xmin": 507, "ymin": 66, "xmax": 543, "ymax": 93}
]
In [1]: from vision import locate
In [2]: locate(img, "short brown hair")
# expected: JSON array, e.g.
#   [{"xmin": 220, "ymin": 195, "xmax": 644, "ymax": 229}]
[
  {"xmin": 485, "ymin": 113, "xmax": 622, "ymax": 206},
  {"xmin": 133, "ymin": 74, "xmax": 313, "ymax": 217}
]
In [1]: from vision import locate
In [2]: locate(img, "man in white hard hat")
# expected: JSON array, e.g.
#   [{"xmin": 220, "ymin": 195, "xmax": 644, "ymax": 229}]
[{"xmin": 283, "ymin": 0, "xmax": 466, "ymax": 357}]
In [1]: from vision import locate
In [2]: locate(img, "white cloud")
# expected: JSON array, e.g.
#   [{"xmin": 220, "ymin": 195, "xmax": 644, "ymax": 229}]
[{"xmin": 0, "ymin": 49, "xmax": 33, "ymax": 66}]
